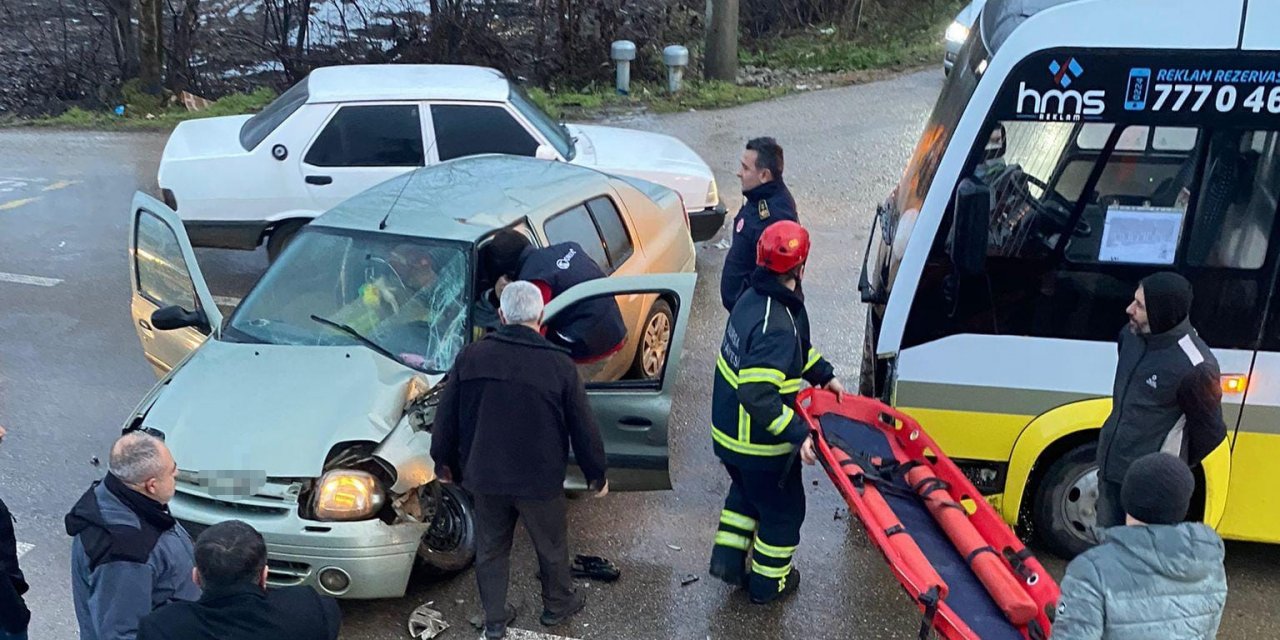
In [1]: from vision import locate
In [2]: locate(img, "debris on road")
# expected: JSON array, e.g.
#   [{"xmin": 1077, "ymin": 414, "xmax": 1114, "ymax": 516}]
[
  {"xmin": 572, "ymin": 554, "xmax": 621, "ymax": 582},
  {"xmin": 407, "ymin": 604, "xmax": 449, "ymax": 639},
  {"xmin": 667, "ymin": 544, "xmax": 682, "ymax": 551},
  {"xmin": 681, "ymin": 574, "xmax": 700, "ymax": 586}
]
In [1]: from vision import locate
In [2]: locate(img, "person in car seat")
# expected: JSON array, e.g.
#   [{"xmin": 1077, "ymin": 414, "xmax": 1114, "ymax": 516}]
[{"xmin": 477, "ymin": 230, "xmax": 626, "ymax": 363}]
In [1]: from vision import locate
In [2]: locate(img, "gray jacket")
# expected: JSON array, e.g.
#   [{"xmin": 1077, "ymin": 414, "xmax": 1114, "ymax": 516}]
[
  {"xmin": 66, "ymin": 478, "xmax": 200, "ymax": 640},
  {"xmin": 1096, "ymin": 319, "xmax": 1226, "ymax": 482},
  {"xmin": 1053, "ymin": 523, "xmax": 1227, "ymax": 640}
]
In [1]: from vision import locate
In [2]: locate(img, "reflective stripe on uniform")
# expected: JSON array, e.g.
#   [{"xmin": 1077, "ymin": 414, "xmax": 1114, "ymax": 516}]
[
  {"xmin": 738, "ymin": 406, "xmax": 750, "ymax": 442},
  {"xmin": 803, "ymin": 347, "xmax": 822, "ymax": 373},
  {"xmin": 753, "ymin": 538, "xmax": 797, "ymax": 559},
  {"xmin": 711, "ymin": 427, "xmax": 795, "ymax": 456},
  {"xmin": 780, "ymin": 378, "xmax": 803, "ymax": 394},
  {"xmin": 714, "ymin": 531, "xmax": 752, "ymax": 551},
  {"xmin": 720, "ymin": 509, "xmax": 758, "ymax": 532},
  {"xmin": 716, "ymin": 354, "xmax": 739, "ymax": 386},
  {"xmin": 751, "ymin": 560, "xmax": 792, "ymax": 579},
  {"xmin": 739, "ymin": 367, "xmax": 785, "ymax": 385},
  {"xmin": 766, "ymin": 405, "xmax": 795, "ymax": 436}
]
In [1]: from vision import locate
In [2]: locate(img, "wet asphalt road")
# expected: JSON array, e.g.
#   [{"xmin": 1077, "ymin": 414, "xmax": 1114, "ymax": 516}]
[{"xmin": 1, "ymin": 70, "xmax": 1278, "ymax": 640}]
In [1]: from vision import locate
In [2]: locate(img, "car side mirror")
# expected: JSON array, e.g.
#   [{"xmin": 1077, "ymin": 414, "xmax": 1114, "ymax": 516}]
[
  {"xmin": 534, "ymin": 144, "xmax": 559, "ymax": 161},
  {"xmin": 950, "ymin": 179, "xmax": 990, "ymax": 277},
  {"xmin": 152, "ymin": 305, "xmax": 210, "ymax": 333}
]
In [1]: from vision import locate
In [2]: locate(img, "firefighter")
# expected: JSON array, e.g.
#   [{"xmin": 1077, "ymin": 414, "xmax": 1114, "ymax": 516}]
[{"xmin": 708, "ymin": 220, "xmax": 844, "ymax": 604}]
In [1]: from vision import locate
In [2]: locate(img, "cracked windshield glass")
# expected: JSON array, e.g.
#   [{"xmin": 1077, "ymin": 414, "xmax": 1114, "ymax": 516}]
[{"xmin": 225, "ymin": 229, "xmax": 469, "ymax": 372}]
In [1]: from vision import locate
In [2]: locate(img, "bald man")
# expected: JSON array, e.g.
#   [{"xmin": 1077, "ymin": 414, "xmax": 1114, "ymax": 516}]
[{"xmin": 66, "ymin": 432, "xmax": 199, "ymax": 640}]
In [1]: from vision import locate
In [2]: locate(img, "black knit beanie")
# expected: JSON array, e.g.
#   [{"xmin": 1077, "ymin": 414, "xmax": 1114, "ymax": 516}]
[
  {"xmin": 1140, "ymin": 272, "xmax": 1193, "ymax": 335},
  {"xmin": 480, "ymin": 229, "xmax": 531, "ymax": 280},
  {"xmin": 1121, "ymin": 452, "xmax": 1194, "ymax": 525}
]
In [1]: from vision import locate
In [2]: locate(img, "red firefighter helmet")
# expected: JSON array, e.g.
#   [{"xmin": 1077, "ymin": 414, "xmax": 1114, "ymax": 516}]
[{"xmin": 756, "ymin": 221, "xmax": 811, "ymax": 274}]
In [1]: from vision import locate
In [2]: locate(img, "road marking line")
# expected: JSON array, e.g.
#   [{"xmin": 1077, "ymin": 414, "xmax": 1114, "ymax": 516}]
[
  {"xmin": 0, "ymin": 197, "xmax": 39, "ymax": 210},
  {"xmin": 16, "ymin": 542, "xmax": 33, "ymax": 559},
  {"xmin": 212, "ymin": 295, "xmax": 242, "ymax": 307},
  {"xmin": 504, "ymin": 629, "xmax": 581, "ymax": 640},
  {"xmin": 0, "ymin": 271, "xmax": 63, "ymax": 287},
  {"xmin": 42, "ymin": 179, "xmax": 78, "ymax": 192}
]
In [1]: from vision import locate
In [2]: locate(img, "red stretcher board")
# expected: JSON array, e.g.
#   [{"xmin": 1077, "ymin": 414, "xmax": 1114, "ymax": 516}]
[{"xmin": 799, "ymin": 390, "xmax": 1060, "ymax": 640}]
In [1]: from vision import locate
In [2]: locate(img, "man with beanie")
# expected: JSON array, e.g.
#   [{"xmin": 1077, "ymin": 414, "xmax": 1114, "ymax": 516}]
[
  {"xmin": 1094, "ymin": 272, "xmax": 1227, "ymax": 529},
  {"xmin": 476, "ymin": 230, "xmax": 626, "ymax": 364},
  {"xmin": 720, "ymin": 137, "xmax": 799, "ymax": 312},
  {"xmin": 1053, "ymin": 452, "xmax": 1227, "ymax": 639}
]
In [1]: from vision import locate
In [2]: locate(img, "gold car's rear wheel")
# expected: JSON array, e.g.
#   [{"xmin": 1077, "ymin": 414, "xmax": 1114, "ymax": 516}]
[{"xmin": 630, "ymin": 299, "xmax": 673, "ymax": 380}]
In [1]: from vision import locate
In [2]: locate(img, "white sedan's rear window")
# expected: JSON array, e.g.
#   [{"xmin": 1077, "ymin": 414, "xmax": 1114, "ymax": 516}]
[{"xmin": 239, "ymin": 78, "xmax": 309, "ymax": 151}]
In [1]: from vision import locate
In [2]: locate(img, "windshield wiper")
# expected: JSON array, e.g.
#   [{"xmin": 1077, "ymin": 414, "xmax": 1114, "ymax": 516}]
[{"xmin": 309, "ymin": 315, "xmax": 400, "ymax": 363}]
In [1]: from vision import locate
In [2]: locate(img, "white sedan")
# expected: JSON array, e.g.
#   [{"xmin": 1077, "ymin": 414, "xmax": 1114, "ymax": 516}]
[
  {"xmin": 158, "ymin": 64, "xmax": 727, "ymax": 259},
  {"xmin": 944, "ymin": 0, "xmax": 986, "ymax": 75}
]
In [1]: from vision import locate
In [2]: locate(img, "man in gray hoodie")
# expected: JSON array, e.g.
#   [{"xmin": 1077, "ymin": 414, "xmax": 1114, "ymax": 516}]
[
  {"xmin": 65, "ymin": 431, "xmax": 200, "ymax": 640},
  {"xmin": 1053, "ymin": 452, "xmax": 1226, "ymax": 639}
]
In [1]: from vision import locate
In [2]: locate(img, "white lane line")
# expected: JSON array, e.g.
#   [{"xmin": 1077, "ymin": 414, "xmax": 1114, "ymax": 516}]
[
  {"xmin": 504, "ymin": 629, "xmax": 581, "ymax": 640},
  {"xmin": 16, "ymin": 542, "xmax": 33, "ymax": 559},
  {"xmin": 212, "ymin": 295, "xmax": 242, "ymax": 307},
  {"xmin": 0, "ymin": 271, "xmax": 63, "ymax": 287}
]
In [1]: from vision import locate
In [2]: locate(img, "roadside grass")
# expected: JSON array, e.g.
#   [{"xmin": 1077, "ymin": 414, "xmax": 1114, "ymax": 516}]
[
  {"xmin": 527, "ymin": 81, "xmax": 787, "ymax": 120},
  {"xmin": 10, "ymin": 87, "xmax": 278, "ymax": 130}
]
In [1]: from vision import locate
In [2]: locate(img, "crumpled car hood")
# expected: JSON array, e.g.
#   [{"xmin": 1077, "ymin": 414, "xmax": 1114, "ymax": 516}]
[{"xmin": 144, "ymin": 340, "xmax": 437, "ymax": 478}]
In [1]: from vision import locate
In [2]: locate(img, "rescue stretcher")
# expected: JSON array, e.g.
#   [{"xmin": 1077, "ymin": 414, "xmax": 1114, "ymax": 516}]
[{"xmin": 798, "ymin": 390, "xmax": 1060, "ymax": 639}]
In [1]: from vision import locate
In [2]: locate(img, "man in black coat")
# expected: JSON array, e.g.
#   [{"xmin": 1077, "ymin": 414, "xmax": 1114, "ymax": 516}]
[
  {"xmin": 1095, "ymin": 272, "xmax": 1228, "ymax": 529},
  {"xmin": 0, "ymin": 426, "xmax": 31, "ymax": 640},
  {"xmin": 137, "ymin": 520, "xmax": 340, "ymax": 640},
  {"xmin": 431, "ymin": 281, "xmax": 609, "ymax": 640},
  {"xmin": 720, "ymin": 137, "xmax": 800, "ymax": 312}
]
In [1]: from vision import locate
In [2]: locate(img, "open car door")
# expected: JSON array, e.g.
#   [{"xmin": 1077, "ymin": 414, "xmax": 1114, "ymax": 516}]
[
  {"xmin": 544, "ymin": 273, "xmax": 696, "ymax": 491},
  {"xmin": 129, "ymin": 191, "xmax": 224, "ymax": 376}
]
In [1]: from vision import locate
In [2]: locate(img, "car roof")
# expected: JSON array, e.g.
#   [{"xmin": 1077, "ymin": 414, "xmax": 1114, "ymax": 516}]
[
  {"xmin": 305, "ymin": 64, "xmax": 511, "ymax": 104},
  {"xmin": 311, "ymin": 155, "xmax": 617, "ymax": 242}
]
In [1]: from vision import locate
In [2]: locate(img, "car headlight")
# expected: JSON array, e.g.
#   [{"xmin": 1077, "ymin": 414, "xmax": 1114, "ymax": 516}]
[
  {"xmin": 945, "ymin": 21, "xmax": 969, "ymax": 44},
  {"xmin": 706, "ymin": 178, "xmax": 719, "ymax": 208},
  {"xmin": 313, "ymin": 470, "xmax": 385, "ymax": 521}
]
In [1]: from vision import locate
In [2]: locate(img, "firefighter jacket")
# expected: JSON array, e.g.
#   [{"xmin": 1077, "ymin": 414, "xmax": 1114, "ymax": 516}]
[
  {"xmin": 719, "ymin": 180, "xmax": 798, "ymax": 311},
  {"xmin": 713, "ymin": 268, "xmax": 835, "ymax": 471}
]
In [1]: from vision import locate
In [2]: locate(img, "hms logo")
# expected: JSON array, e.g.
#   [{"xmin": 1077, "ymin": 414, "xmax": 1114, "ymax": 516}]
[{"xmin": 1017, "ymin": 57, "xmax": 1105, "ymax": 121}]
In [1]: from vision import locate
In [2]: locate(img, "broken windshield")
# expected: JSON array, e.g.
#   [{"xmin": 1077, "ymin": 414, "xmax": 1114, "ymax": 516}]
[{"xmin": 224, "ymin": 228, "xmax": 470, "ymax": 373}]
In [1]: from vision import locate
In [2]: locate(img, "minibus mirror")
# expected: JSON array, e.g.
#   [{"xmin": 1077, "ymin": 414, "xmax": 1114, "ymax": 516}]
[{"xmin": 950, "ymin": 179, "xmax": 989, "ymax": 277}]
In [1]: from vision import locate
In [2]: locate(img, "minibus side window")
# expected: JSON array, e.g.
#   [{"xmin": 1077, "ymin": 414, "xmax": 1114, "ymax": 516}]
[{"xmin": 903, "ymin": 120, "xmax": 1279, "ymax": 351}]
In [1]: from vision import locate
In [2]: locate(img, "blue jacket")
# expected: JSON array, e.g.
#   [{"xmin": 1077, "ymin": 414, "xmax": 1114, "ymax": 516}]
[
  {"xmin": 719, "ymin": 180, "xmax": 798, "ymax": 311},
  {"xmin": 1053, "ymin": 523, "xmax": 1226, "ymax": 640},
  {"xmin": 713, "ymin": 268, "xmax": 834, "ymax": 471},
  {"xmin": 517, "ymin": 242, "xmax": 627, "ymax": 361},
  {"xmin": 66, "ymin": 476, "xmax": 200, "ymax": 640}
]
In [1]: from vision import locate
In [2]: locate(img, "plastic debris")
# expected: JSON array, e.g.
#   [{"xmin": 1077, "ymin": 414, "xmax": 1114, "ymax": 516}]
[
  {"xmin": 681, "ymin": 574, "xmax": 700, "ymax": 586},
  {"xmin": 113, "ymin": 105, "xmax": 125, "ymax": 116},
  {"xmin": 667, "ymin": 544, "xmax": 682, "ymax": 551},
  {"xmin": 407, "ymin": 604, "xmax": 449, "ymax": 639}
]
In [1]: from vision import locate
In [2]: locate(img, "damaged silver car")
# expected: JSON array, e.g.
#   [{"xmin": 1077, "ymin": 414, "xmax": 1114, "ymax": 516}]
[{"xmin": 122, "ymin": 156, "xmax": 696, "ymax": 598}]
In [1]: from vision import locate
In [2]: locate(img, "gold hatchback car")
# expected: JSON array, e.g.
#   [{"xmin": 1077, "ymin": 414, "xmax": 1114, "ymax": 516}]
[{"xmin": 123, "ymin": 154, "xmax": 697, "ymax": 598}]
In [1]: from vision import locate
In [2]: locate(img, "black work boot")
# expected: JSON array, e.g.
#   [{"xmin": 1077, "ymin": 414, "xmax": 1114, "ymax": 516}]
[
  {"xmin": 749, "ymin": 568, "xmax": 801, "ymax": 605},
  {"xmin": 708, "ymin": 554, "xmax": 748, "ymax": 587},
  {"xmin": 483, "ymin": 603, "xmax": 518, "ymax": 639},
  {"xmin": 540, "ymin": 590, "xmax": 586, "ymax": 627}
]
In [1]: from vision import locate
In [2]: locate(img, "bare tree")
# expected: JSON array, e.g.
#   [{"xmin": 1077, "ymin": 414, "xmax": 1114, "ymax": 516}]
[
  {"xmin": 137, "ymin": 0, "xmax": 165, "ymax": 92},
  {"xmin": 167, "ymin": 0, "xmax": 201, "ymax": 91}
]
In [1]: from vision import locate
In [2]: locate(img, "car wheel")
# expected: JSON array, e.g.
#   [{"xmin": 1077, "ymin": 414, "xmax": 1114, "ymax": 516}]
[
  {"xmin": 266, "ymin": 219, "xmax": 308, "ymax": 262},
  {"xmin": 630, "ymin": 299, "xmax": 673, "ymax": 380},
  {"xmin": 1032, "ymin": 443, "xmax": 1100, "ymax": 559},
  {"xmin": 416, "ymin": 482, "xmax": 476, "ymax": 576}
]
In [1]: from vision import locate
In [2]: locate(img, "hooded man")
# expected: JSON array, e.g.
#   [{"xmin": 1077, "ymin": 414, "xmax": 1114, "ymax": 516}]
[
  {"xmin": 1094, "ymin": 272, "xmax": 1228, "ymax": 529},
  {"xmin": 1053, "ymin": 452, "xmax": 1227, "ymax": 639}
]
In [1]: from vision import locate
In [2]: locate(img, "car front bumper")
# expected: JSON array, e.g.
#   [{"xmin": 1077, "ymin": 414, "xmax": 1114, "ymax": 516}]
[
  {"xmin": 173, "ymin": 492, "xmax": 426, "ymax": 599},
  {"xmin": 690, "ymin": 202, "xmax": 728, "ymax": 242}
]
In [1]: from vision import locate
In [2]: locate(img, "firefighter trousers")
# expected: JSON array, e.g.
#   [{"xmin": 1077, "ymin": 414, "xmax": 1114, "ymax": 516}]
[{"xmin": 709, "ymin": 459, "xmax": 805, "ymax": 601}]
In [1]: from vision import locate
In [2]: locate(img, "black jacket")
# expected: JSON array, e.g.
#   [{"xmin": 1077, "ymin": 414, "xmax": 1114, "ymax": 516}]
[
  {"xmin": 1097, "ymin": 319, "xmax": 1228, "ymax": 482},
  {"xmin": 719, "ymin": 180, "xmax": 799, "ymax": 311},
  {"xmin": 712, "ymin": 269, "xmax": 835, "ymax": 471},
  {"xmin": 137, "ymin": 583, "xmax": 340, "ymax": 640},
  {"xmin": 431, "ymin": 324, "xmax": 608, "ymax": 498},
  {"xmin": 517, "ymin": 242, "xmax": 627, "ymax": 361},
  {"xmin": 0, "ymin": 497, "xmax": 29, "ymax": 634}
]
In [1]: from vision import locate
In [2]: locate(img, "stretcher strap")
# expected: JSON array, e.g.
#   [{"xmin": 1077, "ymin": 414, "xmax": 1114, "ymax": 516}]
[
  {"xmin": 1003, "ymin": 546, "xmax": 1037, "ymax": 582},
  {"xmin": 916, "ymin": 585, "xmax": 941, "ymax": 640},
  {"xmin": 964, "ymin": 545, "xmax": 998, "ymax": 566},
  {"xmin": 885, "ymin": 524, "xmax": 907, "ymax": 537}
]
